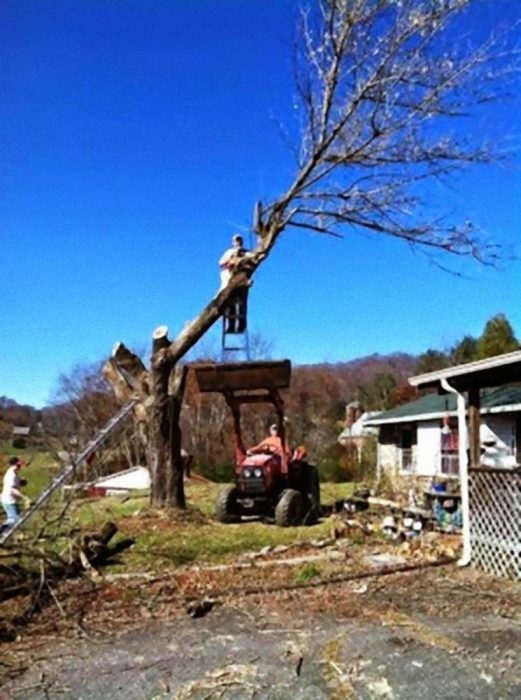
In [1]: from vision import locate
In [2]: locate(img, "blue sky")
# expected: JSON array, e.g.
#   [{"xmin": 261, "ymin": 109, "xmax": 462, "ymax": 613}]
[{"xmin": 1, "ymin": 0, "xmax": 520, "ymax": 408}]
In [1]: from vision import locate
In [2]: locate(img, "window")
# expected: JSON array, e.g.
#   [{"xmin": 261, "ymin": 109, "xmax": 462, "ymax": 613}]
[
  {"xmin": 440, "ymin": 417, "xmax": 459, "ymax": 475},
  {"xmin": 399, "ymin": 427, "xmax": 416, "ymax": 472}
]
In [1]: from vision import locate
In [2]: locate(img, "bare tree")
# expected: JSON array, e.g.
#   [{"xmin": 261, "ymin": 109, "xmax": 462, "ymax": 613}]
[
  {"xmin": 47, "ymin": 361, "xmax": 147, "ymax": 480},
  {"xmin": 108, "ymin": 0, "xmax": 516, "ymax": 507},
  {"xmin": 284, "ymin": 0, "xmax": 516, "ymax": 261}
]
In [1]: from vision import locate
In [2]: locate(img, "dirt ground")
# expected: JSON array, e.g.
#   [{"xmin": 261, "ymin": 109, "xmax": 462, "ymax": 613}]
[{"xmin": 1, "ymin": 537, "xmax": 520, "ymax": 700}]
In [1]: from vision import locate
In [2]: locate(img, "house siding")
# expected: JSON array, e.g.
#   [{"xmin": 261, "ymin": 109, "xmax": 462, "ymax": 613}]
[
  {"xmin": 378, "ymin": 443, "xmax": 397, "ymax": 471},
  {"xmin": 375, "ymin": 415, "xmax": 518, "ymax": 482},
  {"xmin": 416, "ymin": 421, "xmax": 440, "ymax": 477},
  {"xmin": 483, "ymin": 415, "xmax": 515, "ymax": 453}
]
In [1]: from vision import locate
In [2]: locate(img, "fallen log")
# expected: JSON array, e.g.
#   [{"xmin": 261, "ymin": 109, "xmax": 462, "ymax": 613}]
[{"xmin": 0, "ymin": 522, "xmax": 133, "ymax": 604}]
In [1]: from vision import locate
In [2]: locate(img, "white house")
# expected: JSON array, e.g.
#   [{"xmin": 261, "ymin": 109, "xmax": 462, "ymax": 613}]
[{"xmin": 363, "ymin": 386, "xmax": 521, "ymax": 480}]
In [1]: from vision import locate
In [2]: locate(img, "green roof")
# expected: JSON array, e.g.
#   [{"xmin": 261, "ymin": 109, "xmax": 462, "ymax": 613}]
[{"xmin": 365, "ymin": 386, "xmax": 521, "ymax": 425}]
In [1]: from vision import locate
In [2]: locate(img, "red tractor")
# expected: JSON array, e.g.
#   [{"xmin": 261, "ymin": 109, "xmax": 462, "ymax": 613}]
[{"xmin": 193, "ymin": 360, "xmax": 321, "ymax": 527}]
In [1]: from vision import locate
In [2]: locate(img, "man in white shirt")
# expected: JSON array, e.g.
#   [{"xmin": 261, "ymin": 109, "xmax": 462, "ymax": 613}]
[
  {"xmin": 218, "ymin": 234, "xmax": 250, "ymax": 333},
  {"xmin": 2, "ymin": 456, "xmax": 29, "ymax": 525},
  {"xmin": 219, "ymin": 234, "xmax": 247, "ymax": 289}
]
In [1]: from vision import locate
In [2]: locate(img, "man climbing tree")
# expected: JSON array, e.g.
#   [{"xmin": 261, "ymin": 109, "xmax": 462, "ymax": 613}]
[
  {"xmin": 107, "ymin": 0, "xmax": 516, "ymax": 508},
  {"xmin": 219, "ymin": 234, "xmax": 251, "ymax": 334}
]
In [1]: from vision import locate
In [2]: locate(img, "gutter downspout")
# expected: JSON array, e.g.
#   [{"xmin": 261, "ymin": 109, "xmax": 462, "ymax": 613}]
[{"xmin": 441, "ymin": 378, "xmax": 471, "ymax": 566}]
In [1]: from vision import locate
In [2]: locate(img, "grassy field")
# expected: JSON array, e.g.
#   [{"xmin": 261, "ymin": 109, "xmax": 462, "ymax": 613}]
[
  {"xmin": 1, "ymin": 446, "xmax": 354, "ymax": 572},
  {"xmin": 63, "ymin": 480, "xmax": 353, "ymax": 571},
  {"xmin": 0, "ymin": 446, "xmax": 61, "ymax": 499}
]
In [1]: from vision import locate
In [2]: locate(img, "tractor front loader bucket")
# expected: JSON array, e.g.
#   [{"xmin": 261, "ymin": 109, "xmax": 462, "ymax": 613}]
[{"xmin": 193, "ymin": 360, "xmax": 291, "ymax": 394}]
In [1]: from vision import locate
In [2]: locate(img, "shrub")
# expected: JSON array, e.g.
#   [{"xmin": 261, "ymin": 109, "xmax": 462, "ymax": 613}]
[
  {"xmin": 195, "ymin": 461, "xmax": 233, "ymax": 483},
  {"xmin": 358, "ymin": 438, "xmax": 377, "ymax": 483},
  {"xmin": 318, "ymin": 442, "xmax": 356, "ymax": 482}
]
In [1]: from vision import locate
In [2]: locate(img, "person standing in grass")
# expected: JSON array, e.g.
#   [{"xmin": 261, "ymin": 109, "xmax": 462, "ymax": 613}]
[{"xmin": 1, "ymin": 456, "xmax": 30, "ymax": 526}]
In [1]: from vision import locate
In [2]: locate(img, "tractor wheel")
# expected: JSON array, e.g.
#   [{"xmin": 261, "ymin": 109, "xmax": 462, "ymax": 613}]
[
  {"xmin": 275, "ymin": 489, "xmax": 306, "ymax": 527},
  {"xmin": 291, "ymin": 463, "xmax": 321, "ymax": 525},
  {"xmin": 305, "ymin": 465, "xmax": 322, "ymax": 524},
  {"xmin": 215, "ymin": 485, "xmax": 240, "ymax": 523}
]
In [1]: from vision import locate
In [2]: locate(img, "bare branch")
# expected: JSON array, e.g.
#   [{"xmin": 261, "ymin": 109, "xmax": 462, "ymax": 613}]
[{"xmin": 263, "ymin": 0, "xmax": 518, "ymax": 263}]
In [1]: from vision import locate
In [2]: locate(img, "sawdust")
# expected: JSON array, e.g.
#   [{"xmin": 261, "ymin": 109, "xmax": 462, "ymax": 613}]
[
  {"xmin": 378, "ymin": 610, "xmax": 460, "ymax": 653},
  {"xmin": 172, "ymin": 663, "xmax": 260, "ymax": 699},
  {"xmin": 320, "ymin": 635, "xmax": 357, "ymax": 700}
]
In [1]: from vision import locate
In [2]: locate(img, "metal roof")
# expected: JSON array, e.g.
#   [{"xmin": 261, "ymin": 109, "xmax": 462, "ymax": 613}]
[{"xmin": 363, "ymin": 386, "xmax": 521, "ymax": 426}]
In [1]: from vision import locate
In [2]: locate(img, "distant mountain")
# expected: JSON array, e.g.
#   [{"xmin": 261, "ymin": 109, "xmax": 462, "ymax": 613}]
[
  {"xmin": 295, "ymin": 353, "xmax": 417, "ymax": 397},
  {"xmin": 300, "ymin": 352, "xmax": 416, "ymax": 373}
]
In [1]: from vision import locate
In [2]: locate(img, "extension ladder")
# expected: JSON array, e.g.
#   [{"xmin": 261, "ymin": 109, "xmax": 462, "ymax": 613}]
[{"xmin": 0, "ymin": 398, "xmax": 138, "ymax": 546}]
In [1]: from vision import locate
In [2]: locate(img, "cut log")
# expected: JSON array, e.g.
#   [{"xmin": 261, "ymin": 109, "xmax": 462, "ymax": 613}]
[
  {"xmin": 152, "ymin": 325, "xmax": 170, "ymax": 355},
  {"xmin": 0, "ymin": 523, "xmax": 133, "ymax": 604},
  {"xmin": 112, "ymin": 342, "xmax": 147, "ymax": 381},
  {"xmin": 103, "ymin": 342, "xmax": 149, "ymax": 404},
  {"xmin": 103, "ymin": 359, "xmax": 132, "ymax": 403}
]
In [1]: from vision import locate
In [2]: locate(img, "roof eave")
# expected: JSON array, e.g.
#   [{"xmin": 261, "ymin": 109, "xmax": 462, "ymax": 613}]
[
  {"xmin": 409, "ymin": 350, "xmax": 521, "ymax": 390},
  {"xmin": 364, "ymin": 402, "xmax": 521, "ymax": 426}
]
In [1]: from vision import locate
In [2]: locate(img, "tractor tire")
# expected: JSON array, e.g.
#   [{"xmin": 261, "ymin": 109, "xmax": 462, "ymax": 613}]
[
  {"xmin": 294, "ymin": 463, "xmax": 322, "ymax": 525},
  {"xmin": 215, "ymin": 485, "xmax": 240, "ymax": 523},
  {"xmin": 306, "ymin": 464, "xmax": 322, "ymax": 523},
  {"xmin": 275, "ymin": 489, "xmax": 306, "ymax": 527}
]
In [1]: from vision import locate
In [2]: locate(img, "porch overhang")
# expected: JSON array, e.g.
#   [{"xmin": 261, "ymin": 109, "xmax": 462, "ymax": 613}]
[
  {"xmin": 408, "ymin": 349, "xmax": 521, "ymax": 569},
  {"xmin": 409, "ymin": 350, "xmax": 521, "ymax": 392}
]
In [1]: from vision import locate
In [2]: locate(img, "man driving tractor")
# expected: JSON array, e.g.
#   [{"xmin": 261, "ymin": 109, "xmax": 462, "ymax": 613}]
[
  {"xmin": 193, "ymin": 359, "xmax": 320, "ymax": 526},
  {"xmin": 247, "ymin": 423, "xmax": 290, "ymax": 458}
]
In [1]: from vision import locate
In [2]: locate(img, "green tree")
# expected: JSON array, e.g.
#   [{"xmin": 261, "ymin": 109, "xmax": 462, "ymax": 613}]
[
  {"xmin": 361, "ymin": 372, "xmax": 398, "ymax": 410},
  {"xmin": 415, "ymin": 350, "xmax": 450, "ymax": 375},
  {"xmin": 476, "ymin": 314, "xmax": 519, "ymax": 359},
  {"xmin": 450, "ymin": 335, "xmax": 478, "ymax": 365}
]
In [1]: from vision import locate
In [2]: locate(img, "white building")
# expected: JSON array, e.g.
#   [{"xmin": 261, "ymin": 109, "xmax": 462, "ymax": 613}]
[{"xmin": 363, "ymin": 386, "xmax": 521, "ymax": 480}]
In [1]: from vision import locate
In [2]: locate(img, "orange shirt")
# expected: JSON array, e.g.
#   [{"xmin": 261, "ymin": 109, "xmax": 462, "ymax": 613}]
[{"xmin": 249, "ymin": 435, "xmax": 290, "ymax": 457}]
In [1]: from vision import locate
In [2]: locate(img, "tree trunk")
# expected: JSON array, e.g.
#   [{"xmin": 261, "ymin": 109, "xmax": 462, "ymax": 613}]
[
  {"xmin": 167, "ymin": 365, "xmax": 188, "ymax": 508},
  {"xmin": 150, "ymin": 326, "xmax": 173, "ymax": 507}
]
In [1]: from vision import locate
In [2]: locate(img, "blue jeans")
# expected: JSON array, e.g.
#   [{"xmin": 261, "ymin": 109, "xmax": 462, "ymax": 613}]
[{"xmin": 2, "ymin": 502, "xmax": 20, "ymax": 525}]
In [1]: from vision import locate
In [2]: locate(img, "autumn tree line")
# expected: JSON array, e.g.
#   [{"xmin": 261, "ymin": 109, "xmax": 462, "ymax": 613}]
[{"xmin": 1, "ymin": 313, "xmax": 518, "ymax": 482}]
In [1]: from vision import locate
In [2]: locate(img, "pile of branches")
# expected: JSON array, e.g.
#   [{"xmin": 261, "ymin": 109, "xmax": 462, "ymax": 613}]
[{"xmin": 0, "ymin": 522, "xmax": 133, "ymax": 641}]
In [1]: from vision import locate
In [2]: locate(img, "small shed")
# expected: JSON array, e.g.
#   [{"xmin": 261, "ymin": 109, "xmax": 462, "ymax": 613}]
[
  {"xmin": 12, "ymin": 425, "xmax": 30, "ymax": 448},
  {"xmin": 87, "ymin": 466, "xmax": 151, "ymax": 497}
]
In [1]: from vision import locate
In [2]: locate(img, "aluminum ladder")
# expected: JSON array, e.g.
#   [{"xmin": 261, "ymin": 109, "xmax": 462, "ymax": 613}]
[{"xmin": 0, "ymin": 398, "xmax": 138, "ymax": 546}]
